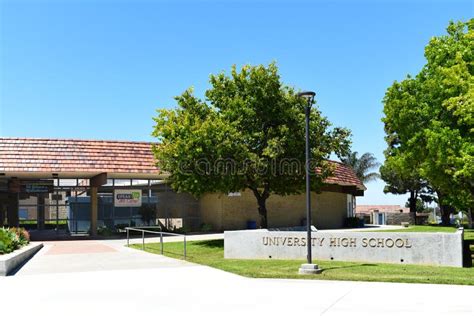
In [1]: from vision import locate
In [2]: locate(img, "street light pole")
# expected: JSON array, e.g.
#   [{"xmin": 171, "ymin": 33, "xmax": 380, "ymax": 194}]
[
  {"xmin": 304, "ymin": 101, "xmax": 312, "ymax": 264},
  {"xmin": 298, "ymin": 91, "xmax": 322, "ymax": 275}
]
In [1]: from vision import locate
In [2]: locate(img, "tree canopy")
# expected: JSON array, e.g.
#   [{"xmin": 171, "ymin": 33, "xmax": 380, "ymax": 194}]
[
  {"xmin": 152, "ymin": 63, "xmax": 351, "ymax": 228},
  {"xmin": 341, "ymin": 151, "xmax": 380, "ymax": 184},
  {"xmin": 381, "ymin": 19, "xmax": 473, "ymax": 224}
]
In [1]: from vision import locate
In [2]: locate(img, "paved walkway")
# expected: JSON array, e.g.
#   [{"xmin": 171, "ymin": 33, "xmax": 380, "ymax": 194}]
[
  {"xmin": 2, "ymin": 237, "xmax": 473, "ymax": 315},
  {"xmin": 14, "ymin": 239, "xmax": 192, "ymax": 275}
]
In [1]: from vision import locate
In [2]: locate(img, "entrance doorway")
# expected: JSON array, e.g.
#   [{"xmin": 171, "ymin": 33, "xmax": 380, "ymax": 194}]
[
  {"xmin": 18, "ymin": 191, "xmax": 68, "ymax": 232},
  {"xmin": 372, "ymin": 211, "xmax": 386, "ymax": 225}
]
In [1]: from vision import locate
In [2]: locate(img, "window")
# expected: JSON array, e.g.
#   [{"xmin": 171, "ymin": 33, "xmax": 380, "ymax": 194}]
[{"xmin": 19, "ymin": 208, "xmax": 28, "ymax": 220}]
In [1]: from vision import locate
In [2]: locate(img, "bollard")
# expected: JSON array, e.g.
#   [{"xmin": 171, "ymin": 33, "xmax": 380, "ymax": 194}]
[
  {"xmin": 184, "ymin": 235, "xmax": 187, "ymax": 260},
  {"xmin": 160, "ymin": 231, "xmax": 164, "ymax": 254}
]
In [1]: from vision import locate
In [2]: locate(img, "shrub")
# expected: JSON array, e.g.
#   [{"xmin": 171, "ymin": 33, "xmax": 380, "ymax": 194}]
[
  {"xmin": 97, "ymin": 226, "xmax": 114, "ymax": 237},
  {"xmin": 115, "ymin": 223, "xmax": 128, "ymax": 231},
  {"xmin": 10, "ymin": 227, "xmax": 30, "ymax": 246},
  {"xmin": 0, "ymin": 227, "xmax": 30, "ymax": 255},
  {"xmin": 344, "ymin": 217, "xmax": 362, "ymax": 228},
  {"xmin": 173, "ymin": 226, "xmax": 190, "ymax": 234},
  {"xmin": 0, "ymin": 228, "xmax": 15, "ymax": 254},
  {"xmin": 200, "ymin": 223, "xmax": 213, "ymax": 232}
]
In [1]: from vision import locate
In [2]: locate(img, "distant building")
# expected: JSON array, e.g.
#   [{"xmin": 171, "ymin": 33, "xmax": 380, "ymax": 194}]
[{"xmin": 356, "ymin": 204, "xmax": 411, "ymax": 225}]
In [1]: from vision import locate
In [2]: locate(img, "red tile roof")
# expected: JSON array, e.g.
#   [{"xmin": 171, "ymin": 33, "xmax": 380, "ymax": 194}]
[
  {"xmin": 0, "ymin": 138, "xmax": 365, "ymax": 190},
  {"xmin": 324, "ymin": 160, "xmax": 366, "ymax": 191},
  {"xmin": 0, "ymin": 137, "xmax": 159, "ymax": 175},
  {"xmin": 356, "ymin": 205, "xmax": 410, "ymax": 214}
]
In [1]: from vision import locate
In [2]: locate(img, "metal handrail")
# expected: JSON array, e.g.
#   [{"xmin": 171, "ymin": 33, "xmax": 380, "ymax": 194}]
[{"xmin": 125, "ymin": 226, "xmax": 186, "ymax": 259}]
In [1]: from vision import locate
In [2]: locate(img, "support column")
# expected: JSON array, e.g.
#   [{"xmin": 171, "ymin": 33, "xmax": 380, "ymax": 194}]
[
  {"xmin": 89, "ymin": 173, "xmax": 106, "ymax": 237},
  {"xmin": 6, "ymin": 193, "xmax": 19, "ymax": 227},
  {"xmin": 90, "ymin": 187, "xmax": 98, "ymax": 236},
  {"xmin": 37, "ymin": 194, "xmax": 45, "ymax": 230},
  {"xmin": 0, "ymin": 197, "xmax": 5, "ymax": 226}
]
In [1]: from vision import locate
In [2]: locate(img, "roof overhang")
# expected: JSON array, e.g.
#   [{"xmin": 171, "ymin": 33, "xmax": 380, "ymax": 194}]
[
  {"xmin": 0, "ymin": 171, "xmax": 167, "ymax": 180},
  {"xmin": 321, "ymin": 183, "xmax": 365, "ymax": 196}
]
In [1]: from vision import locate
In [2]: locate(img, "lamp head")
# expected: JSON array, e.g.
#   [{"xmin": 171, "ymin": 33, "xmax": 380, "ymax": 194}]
[{"xmin": 297, "ymin": 91, "xmax": 316, "ymax": 105}]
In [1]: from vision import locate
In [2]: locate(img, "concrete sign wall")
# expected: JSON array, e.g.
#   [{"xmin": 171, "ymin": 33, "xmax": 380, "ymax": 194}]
[{"xmin": 224, "ymin": 229, "xmax": 464, "ymax": 267}]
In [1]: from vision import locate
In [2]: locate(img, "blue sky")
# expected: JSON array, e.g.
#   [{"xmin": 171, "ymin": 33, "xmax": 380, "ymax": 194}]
[{"xmin": 0, "ymin": 0, "xmax": 472, "ymax": 205}]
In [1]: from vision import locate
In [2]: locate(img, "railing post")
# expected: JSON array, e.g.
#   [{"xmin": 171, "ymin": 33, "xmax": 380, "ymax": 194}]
[
  {"xmin": 126, "ymin": 227, "xmax": 187, "ymax": 259},
  {"xmin": 160, "ymin": 231, "xmax": 163, "ymax": 255},
  {"xmin": 127, "ymin": 228, "xmax": 129, "ymax": 247},
  {"xmin": 184, "ymin": 235, "xmax": 187, "ymax": 260}
]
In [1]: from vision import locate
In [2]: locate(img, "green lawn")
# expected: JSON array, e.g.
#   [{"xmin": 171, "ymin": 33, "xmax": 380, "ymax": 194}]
[
  {"xmin": 464, "ymin": 229, "xmax": 474, "ymax": 241},
  {"xmin": 372, "ymin": 225, "xmax": 458, "ymax": 233},
  {"xmin": 130, "ymin": 238, "xmax": 474, "ymax": 286}
]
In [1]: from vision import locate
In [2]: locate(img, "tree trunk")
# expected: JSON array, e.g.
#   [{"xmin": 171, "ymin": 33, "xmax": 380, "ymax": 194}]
[
  {"xmin": 250, "ymin": 186, "xmax": 270, "ymax": 229},
  {"xmin": 441, "ymin": 208, "xmax": 451, "ymax": 226},
  {"xmin": 257, "ymin": 197, "xmax": 268, "ymax": 228},
  {"xmin": 408, "ymin": 190, "xmax": 417, "ymax": 225},
  {"xmin": 439, "ymin": 203, "xmax": 454, "ymax": 226},
  {"xmin": 469, "ymin": 186, "xmax": 474, "ymax": 228},
  {"xmin": 467, "ymin": 208, "xmax": 473, "ymax": 229},
  {"xmin": 436, "ymin": 190, "xmax": 452, "ymax": 226}
]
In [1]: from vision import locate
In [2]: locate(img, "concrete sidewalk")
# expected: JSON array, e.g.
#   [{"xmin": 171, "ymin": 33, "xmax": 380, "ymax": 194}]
[
  {"xmin": 2, "ymin": 264, "xmax": 473, "ymax": 315},
  {"xmin": 3, "ymin": 237, "xmax": 473, "ymax": 315}
]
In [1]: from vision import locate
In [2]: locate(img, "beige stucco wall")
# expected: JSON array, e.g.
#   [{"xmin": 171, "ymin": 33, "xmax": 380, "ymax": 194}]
[
  {"xmin": 199, "ymin": 193, "xmax": 224, "ymax": 230},
  {"xmin": 199, "ymin": 190, "xmax": 349, "ymax": 231}
]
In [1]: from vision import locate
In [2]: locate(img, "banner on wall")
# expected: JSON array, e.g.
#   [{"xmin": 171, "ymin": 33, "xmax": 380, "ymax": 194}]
[{"xmin": 114, "ymin": 189, "xmax": 142, "ymax": 207}]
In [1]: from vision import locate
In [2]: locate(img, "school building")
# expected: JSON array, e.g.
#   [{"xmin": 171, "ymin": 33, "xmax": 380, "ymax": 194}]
[{"xmin": 0, "ymin": 137, "xmax": 365, "ymax": 235}]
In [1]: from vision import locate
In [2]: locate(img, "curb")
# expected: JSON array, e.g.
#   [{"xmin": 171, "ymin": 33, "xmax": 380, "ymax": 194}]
[{"xmin": 0, "ymin": 243, "xmax": 43, "ymax": 276}]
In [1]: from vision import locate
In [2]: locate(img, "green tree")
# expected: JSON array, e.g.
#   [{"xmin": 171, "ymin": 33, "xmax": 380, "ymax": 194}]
[
  {"xmin": 380, "ymin": 153, "xmax": 434, "ymax": 217},
  {"xmin": 152, "ymin": 63, "xmax": 351, "ymax": 228},
  {"xmin": 341, "ymin": 151, "xmax": 380, "ymax": 184},
  {"xmin": 405, "ymin": 198, "xmax": 428, "ymax": 213},
  {"xmin": 381, "ymin": 20, "xmax": 473, "ymax": 225}
]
